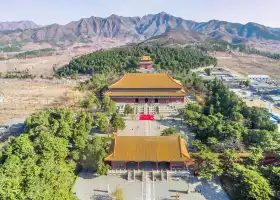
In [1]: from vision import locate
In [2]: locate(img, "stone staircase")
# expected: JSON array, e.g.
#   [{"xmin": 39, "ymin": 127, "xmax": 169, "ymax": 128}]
[
  {"xmin": 146, "ymin": 171, "xmax": 153, "ymax": 181},
  {"xmin": 144, "ymin": 104, "xmax": 148, "ymax": 114},
  {"xmin": 127, "ymin": 170, "xmax": 133, "ymax": 181},
  {"xmin": 117, "ymin": 102, "xmax": 188, "ymax": 115},
  {"xmin": 160, "ymin": 170, "xmax": 168, "ymax": 181}
]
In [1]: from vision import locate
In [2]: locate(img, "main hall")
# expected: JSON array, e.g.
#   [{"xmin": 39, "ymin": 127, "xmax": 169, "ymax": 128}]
[{"xmin": 105, "ymin": 73, "xmax": 187, "ymax": 103}]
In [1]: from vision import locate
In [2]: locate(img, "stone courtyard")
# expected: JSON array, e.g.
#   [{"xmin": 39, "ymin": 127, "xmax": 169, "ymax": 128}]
[
  {"xmin": 74, "ymin": 172, "xmax": 229, "ymax": 200},
  {"xmin": 74, "ymin": 117, "xmax": 229, "ymax": 200}
]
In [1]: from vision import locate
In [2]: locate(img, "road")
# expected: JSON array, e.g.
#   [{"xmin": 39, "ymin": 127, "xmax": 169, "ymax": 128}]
[{"xmin": 190, "ymin": 65, "xmax": 214, "ymax": 73}]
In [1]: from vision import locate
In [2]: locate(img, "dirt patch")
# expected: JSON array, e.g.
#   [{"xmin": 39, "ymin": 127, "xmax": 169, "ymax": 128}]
[
  {"xmin": 0, "ymin": 78, "xmax": 84, "ymax": 124},
  {"xmin": 0, "ymin": 54, "xmax": 74, "ymax": 77},
  {"xmin": 21, "ymin": 43, "xmax": 53, "ymax": 51},
  {"xmin": 213, "ymin": 52, "xmax": 280, "ymax": 80},
  {"xmin": 243, "ymin": 99, "xmax": 280, "ymax": 116}
]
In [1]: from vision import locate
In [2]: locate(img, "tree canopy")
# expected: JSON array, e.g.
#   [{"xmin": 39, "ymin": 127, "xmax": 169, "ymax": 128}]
[
  {"xmin": 161, "ymin": 127, "xmax": 177, "ymax": 136},
  {"xmin": 0, "ymin": 108, "xmax": 112, "ymax": 200},
  {"xmin": 56, "ymin": 46, "xmax": 217, "ymax": 77}
]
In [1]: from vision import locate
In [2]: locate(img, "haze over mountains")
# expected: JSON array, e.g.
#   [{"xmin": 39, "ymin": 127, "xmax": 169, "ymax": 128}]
[
  {"xmin": 1, "ymin": 12, "xmax": 280, "ymax": 48},
  {"xmin": 0, "ymin": 20, "xmax": 40, "ymax": 31}
]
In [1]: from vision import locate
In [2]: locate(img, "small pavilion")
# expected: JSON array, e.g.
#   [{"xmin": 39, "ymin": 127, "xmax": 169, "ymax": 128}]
[{"xmin": 105, "ymin": 136, "xmax": 192, "ymax": 170}]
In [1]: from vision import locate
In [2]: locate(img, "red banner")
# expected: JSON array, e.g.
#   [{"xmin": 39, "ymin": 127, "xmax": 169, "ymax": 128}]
[{"xmin": 139, "ymin": 114, "xmax": 154, "ymax": 120}]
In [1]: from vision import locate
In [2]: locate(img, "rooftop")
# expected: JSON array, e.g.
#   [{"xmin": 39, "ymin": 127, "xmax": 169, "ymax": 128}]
[
  {"xmin": 105, "ymin": 136, "xmax": 191, "ymax": 162},
  {"xmin": 268, "ymin": 95, "xmax": 280, "ymax": 101},
  {"xmin": 141, "ymin": 56, "xmax": 152, "ymax": 61},
  {"xmin": 109, "ymin": 73, "xmax": 183, "ymax": 89},
  {"xmin": 105, "ymin": 90, "xmax": 186, "ymax": 97},
  {"xmin": 248, "ymin": 75, "xmax": 270, "ymax": 78}
]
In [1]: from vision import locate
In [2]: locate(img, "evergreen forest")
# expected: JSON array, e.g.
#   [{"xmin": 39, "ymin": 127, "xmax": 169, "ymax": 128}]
[{"xmin": 56, "ymin": 46, "xmax": 217, "ymax": 77}]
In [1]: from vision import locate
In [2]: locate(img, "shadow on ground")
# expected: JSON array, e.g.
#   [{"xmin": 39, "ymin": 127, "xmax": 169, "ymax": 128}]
[
  {"xmin": 78, "ymin": 171, "xmax": 97, "ymax": 179},
  {"xmin": 186, "ymin": 175, "xmax": 230, "ymax": 200},
  {"xmin": 90, "ymin": 194, "xmax": 111, "ymax": 200}
]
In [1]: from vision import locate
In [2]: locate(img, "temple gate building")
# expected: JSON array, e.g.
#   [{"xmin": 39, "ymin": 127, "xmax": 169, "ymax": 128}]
[
  {"xmin": 105, "ymin": 73, "xmax": 187, "ymax": 103},
  {"xmin": 139, "ymin": 56, "xmax": 153, "ymax": 69},
  {"xmin": 105, "ymin": 136, "xmax": 192, "ymax": 170}
]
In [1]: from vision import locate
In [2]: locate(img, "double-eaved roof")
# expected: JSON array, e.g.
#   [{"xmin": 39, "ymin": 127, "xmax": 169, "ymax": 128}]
[
  {"xmin": 105, "ymin": 136, "xmax": 191, "ymax": 162},
  {"xmin": 109, "ymin": 73, "xmax": 183, "ymax": 89}
]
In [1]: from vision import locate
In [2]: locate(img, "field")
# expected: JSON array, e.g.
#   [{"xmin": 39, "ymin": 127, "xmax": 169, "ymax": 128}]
[
  {"xmin": 0, "ymin": 54, "xmax": 74, "ymax": 77},
  {"xmin": 0, "ymin": 78, "xmax": 83, "ymax": 124},
  {"xmin": 213, "ymin": 52, "xmax": 280, "ymax": 80}
]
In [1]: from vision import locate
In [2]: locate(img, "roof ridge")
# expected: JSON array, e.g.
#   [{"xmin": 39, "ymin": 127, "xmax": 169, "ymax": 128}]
[
  {"xmin": 167, "ymin": 74, "xmax": 183, "ymax": 87},
  {"xmin": 109, "ymin": 74, "xmax": 127, "ymax": 89},
  {"xmin": 113, "ymin": 136, "xmax": 117, "ymax": 156},
  {"xmin": 178, "ymin": 136, "xmax": 182, "ymax": 158}
]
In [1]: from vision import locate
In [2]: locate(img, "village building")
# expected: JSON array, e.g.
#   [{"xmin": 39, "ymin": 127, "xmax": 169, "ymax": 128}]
[
  {"xmin": 105, "ymin": 136, "xmax": 192, "ymax": 170},
  {"xmin": 105, "ymin": 73, "xmax": 187, "ymax": 103},
  {"xmin": 248, "ymin": 75, "xmax": 270, "ymax": 82}
]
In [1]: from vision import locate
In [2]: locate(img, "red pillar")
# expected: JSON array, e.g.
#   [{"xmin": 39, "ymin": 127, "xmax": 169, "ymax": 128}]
[
  {"xmin": 138, "ymin": 162, "xmax": 140, "ymax": 169},
  {"xmin": 156, "ymin": 162, "xmax": 158, "ymax": 169},
  {"xmin": 170, "ymin": 162, "xmax": 172, "ymax": 170}
]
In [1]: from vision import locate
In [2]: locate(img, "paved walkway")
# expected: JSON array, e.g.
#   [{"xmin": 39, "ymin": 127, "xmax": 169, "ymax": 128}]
[{"xmin": 74, "ymin": 173, "xmax": 229, "ymax": 200}]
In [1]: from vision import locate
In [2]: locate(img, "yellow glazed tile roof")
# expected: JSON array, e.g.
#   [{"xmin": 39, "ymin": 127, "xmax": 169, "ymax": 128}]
[
  {"xmin": 141, "ymin": 56, "xmax": 152, "ymax": 61},
  {"xmin": 105, "ymin": 136, "xmax": 191, "ymax": 162},
  {"xmin": 105, "ymin": 91, "xmax": 185, "ymax": 97},
  {"xmin": 109, "ymin": 73, "xmax": 183, "ymax": 89}
]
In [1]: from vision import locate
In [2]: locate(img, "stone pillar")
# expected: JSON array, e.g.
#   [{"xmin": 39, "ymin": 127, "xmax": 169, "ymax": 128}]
[{"xmin": 138, "ymin": 162, "xmax": 140, "ymax": 170}]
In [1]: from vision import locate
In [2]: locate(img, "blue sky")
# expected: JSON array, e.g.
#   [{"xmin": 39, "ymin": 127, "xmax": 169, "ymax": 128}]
[{"xmin": 1, "ymin": 0, "xmax": 280, "ymax": 27}]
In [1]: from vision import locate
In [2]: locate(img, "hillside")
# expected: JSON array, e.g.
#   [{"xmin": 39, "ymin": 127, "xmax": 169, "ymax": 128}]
[
  {"xmin": 56, "ymin": 46, "xmax": 217, "ymax": 76},
  {"xmin": 0, "ymin": 20, "xmax": 40, "ymax": 31},
  {"xmin": 1, "ymin": 12, "xmax": 280, "ymax": 50},
  {"xmin": 139, "ymin": 29, "xmax": 208, "ymax": 46}
]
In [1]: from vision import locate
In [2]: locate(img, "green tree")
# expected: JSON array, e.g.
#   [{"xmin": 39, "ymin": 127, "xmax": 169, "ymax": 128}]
[
  {"xmin": 161, "ymin": 127, "xmax": 177, "ymax": 136},
  {"xmin": 248, "ymin": 147, "xmax": 263, "ymax": 166},
  {"xmin": 80, "ymin": 93, "xmax": 98, "ymax": 109},
  {"xmin": 244, "ymin": 79, "xmax": 250, "ymax": 88},
  {"xmin": 192, "ymin": 140, "xmax": 223, "ymax": 179},
  {"xmin": 221, "ymin": 149, "xmax": 238, "ymax": 174},
  {"xmin": 233, "ymin": 164, "xmax": 274, "ymax": 200},
  {"xmin": 110, "ymin": 113, "xmax": 126, "ymax": 132},
  {"xmin": 81, "ymin": 136, "xmax": 111, "ymax": 175},
  {"xmin": 204, "ymin": 68, "xmax": 212, "ymax": 76},
  {"xmin": 112, "ymin": 187, "xmax": 124, "ymax": 200},
  {"xmin": 101, "ymin": 96, "xmax": 116, "ymax": 115},
  {"xmin": 0, "ymin": 108, "xmax": 88, "ymax": 200},
  {"xmin": 94, "ymin": 112, "xmax": 109, "ymax": 133},
  {"xmin": 124, "ymin": 104, "xmax": 134, "ymax": 116},
  {"xmin": 261, "ymin": 166, "xmax": 280, "ymax": 197}
]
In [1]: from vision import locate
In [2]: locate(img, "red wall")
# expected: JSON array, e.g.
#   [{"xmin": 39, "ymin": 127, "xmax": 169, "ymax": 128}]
[
  {"xmin": 111, "ymin": 161, "xmax": 126, "ymax": 169},
  {"xmin": 111, "ymin": 98, "xmax": 135, "ymax": 103},
  {"xmin": 171, "ymin": 162, "xmax": 185, "ymax": 169}
]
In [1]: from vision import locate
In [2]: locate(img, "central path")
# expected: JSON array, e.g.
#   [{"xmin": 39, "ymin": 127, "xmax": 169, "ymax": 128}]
[
  {"xmin": 146, "ymin": 181, "xmax": 151, "ymax": 200},
  {"xmin": 145, "ymin": 120, "xmax": 152, "ymax": 136}
]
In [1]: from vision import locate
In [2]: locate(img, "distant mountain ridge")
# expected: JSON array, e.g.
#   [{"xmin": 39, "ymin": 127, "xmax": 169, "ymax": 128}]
[
  {"xmin": 0, "ymin": 20, "xmax": 40, "ymax": 31},
  {"xmin": 1, "ymin": 12, "xmax": 280, "ymax": 47}
]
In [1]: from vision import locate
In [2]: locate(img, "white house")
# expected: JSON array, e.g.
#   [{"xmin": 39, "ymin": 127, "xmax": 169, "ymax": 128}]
[{"xmin": 248, "ymin": 75, "xmax": 270, "ymax": 82}]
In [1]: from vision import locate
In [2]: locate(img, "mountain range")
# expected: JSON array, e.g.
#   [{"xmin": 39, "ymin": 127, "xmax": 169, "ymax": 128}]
[
  {"xmin": 1, "ymin": 12, "xmax": 280, "ymax": 48},
  {"xmin": 0, "ymin": 20, "xmax": 40, "ymax": 31}
]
